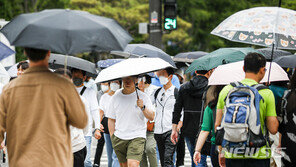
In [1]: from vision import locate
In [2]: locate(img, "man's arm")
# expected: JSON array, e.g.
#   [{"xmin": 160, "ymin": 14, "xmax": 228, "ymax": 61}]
[
  {"xmin": 265, "ymin": 90, "xmax": 279, "ymax": 135},
  {"xmin": 65, "ymin": 84, "xmax": 88, "ymax": 129},
  {"xmin": 137, "ymin": 99, "xmax": 155, "ymax": 121},
  {"xmin": 108, "ymin": 118, "xmax": 115, "ymax": 136},
  {"xmin": 172, "ymin": 87, "xmax": 183, "ymax": 131},
  {"xmin": 266, "ymin": 116, "xmax": 278, "ymax": 135},
  {"xmin": 89, "ymin": 90, "xmax": 101, "ymax": 129},
  {"xmin": 215, "ymin": 109, "xmax": 224, "ymax": 130},
  {"xmin": 0, "ymin": 92, "xmax": 6, "ymax": 143}
]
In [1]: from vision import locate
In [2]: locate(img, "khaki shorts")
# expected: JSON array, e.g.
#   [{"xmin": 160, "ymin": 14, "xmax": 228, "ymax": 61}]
[{"xmin": 111, "ymin": 135, "xmax": 146, "ymax": 163}]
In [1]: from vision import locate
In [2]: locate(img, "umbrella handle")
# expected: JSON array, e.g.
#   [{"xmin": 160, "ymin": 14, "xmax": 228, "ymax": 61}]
[
  {"xmin": 64, "ymin": 55, "xmax": 68, "ymax": 76},
  {"xmin": 134, "ymin": 80, "xmax": 139, "ymax": 100},
  {"xmin": 267, "ymin": 44, "xmax": 274, "ymax": 84}
]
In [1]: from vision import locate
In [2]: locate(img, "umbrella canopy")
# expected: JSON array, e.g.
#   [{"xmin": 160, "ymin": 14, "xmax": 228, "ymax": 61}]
[
  {"xmin": 185, "ymin": 47, "xmax": 261, "ymax": 73},
  {"xmin": 257, "ymin": 48, "xmax": 291, "ymax": 60},
  {"xmin": 124, "ymin": 44, "xmax": 176, "ymax": 67},
  {"xmin": 97, "ymin": 59, "xmax": 123, "ymax": 69},
  {"xmin": 48, "ymin": 53, "xmax": 97, "ymax": 77},
  {"xmin": 173, "ymin": 51, "xmax": 208, "ymax": 63},
  {"xmin": 274, "ymin": 55, "xmax": 296, "ymax": 68},
  {"xmin": 209, "ymin": 61, "xmax": 289, "ymax": 85},
  {"xmin": 95, "ymin": 57, "xmax": 174, "ymax": 83},
  {"xmin": 211, "ymin": 7, "xmax": 296, "ymax": 50},
  {"xmin": 0, "ymin": 41, "xmax": 14, "ymax": 61},
  {"xmin": 0, "ymin": 9, "xmax": 132, "ymax": 55},
  {"xmin": 0, "ymin": 63, "xmax": 10, "ymax": 86}
]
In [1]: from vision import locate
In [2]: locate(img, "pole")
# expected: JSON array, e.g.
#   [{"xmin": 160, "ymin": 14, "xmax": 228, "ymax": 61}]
[
  {"xmin": 148, "ymin": 0, "xmax": 162, "ymax": 49},
  {"xmin": 267, "ymin": 43, "xmax": 274, "ymax": 84},
  {"xmin": 278, "ymin": 0, "xmax": 282, "ymax": 7}
]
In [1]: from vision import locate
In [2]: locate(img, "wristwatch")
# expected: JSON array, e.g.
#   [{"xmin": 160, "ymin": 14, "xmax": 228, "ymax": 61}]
[{"xmin": 141, "ymin": 105, "xmax": 146, "ymax": 111}]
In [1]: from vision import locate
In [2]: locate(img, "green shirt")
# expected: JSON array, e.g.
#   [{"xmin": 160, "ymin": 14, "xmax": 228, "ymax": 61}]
[
  {"xmin": 201, "ymin": 106, "xmax": 216, "ymax": 144},
  {"xmin": 217, "ymin": 78, "xmax": 277, "ymax": 159}
]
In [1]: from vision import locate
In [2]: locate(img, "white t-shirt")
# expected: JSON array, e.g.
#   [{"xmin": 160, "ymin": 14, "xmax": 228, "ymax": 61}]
[
  {"xmin": 76, "ymin": 86, "xmax": 100, "ymax": 136},
  {"xmin": 99, "ymin": 93, "xmax": 112, "ymax": 116},
  {"xmin": 70, "ymin": 96, "xmax": 89, "ymax": 152},
  {"xmin": 107, "ymin": 89, "xmax": 154, "ymax": 140}
]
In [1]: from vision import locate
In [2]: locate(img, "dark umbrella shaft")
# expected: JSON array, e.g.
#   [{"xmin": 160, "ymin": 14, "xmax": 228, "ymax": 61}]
[{"xmin": 267, "ymin": 44, "xmax": 275, "ymax": 84}]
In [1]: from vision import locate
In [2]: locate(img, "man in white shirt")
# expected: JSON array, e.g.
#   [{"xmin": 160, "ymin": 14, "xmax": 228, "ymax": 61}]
[
  {"xmin": 153, "ymin": 68, "xmax": 178, "ymax": 167},
  {"xmin": 71, "ymin": 68, "xmax": 101, "ymax": 167},
  {"xmin": 107, "ymin": 76, "xmax": 155, "ymax": 167}
]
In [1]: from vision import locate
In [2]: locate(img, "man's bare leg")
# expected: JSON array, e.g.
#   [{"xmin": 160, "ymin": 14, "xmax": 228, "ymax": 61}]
[
  {"xmin": 120, "ymin": 162, "xmax": 128, "ymax": 167},
  {"xmin": 128, "ymin": 159, "xmax": 140, "ymax": 167}
]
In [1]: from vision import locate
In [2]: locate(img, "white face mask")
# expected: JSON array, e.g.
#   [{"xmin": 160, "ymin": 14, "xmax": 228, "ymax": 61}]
[
  {"xmin": 159, "ymin": 76, "xmax": 169, "ymax": 86},
  {"xmin": 101, "ymin": 85, "xmax": 109, "ymax": 92},
  {"xmin": 110, "ymin": 83, "xmax": 120, "ymax": 91}
]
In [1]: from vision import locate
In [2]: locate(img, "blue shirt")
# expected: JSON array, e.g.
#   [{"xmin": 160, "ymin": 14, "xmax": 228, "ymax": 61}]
[{"xmin": 151, "ymin": 75, "xmax": 180, "ymax": 88}]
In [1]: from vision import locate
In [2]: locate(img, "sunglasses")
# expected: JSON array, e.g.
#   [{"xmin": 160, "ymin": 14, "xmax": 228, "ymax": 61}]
[{"xmin": 160, "ymin": 92, "xmax": 165, "ymax": 102}]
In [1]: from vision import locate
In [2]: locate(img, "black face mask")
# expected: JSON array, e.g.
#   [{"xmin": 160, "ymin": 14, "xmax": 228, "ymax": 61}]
[{"xmin": 73, "ymin": 77, "xmax": 83, "ymax": 87}]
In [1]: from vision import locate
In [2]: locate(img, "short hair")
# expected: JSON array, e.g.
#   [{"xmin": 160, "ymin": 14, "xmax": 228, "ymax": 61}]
[
  {"xmin": 196, "ymin": 70, "xmax": 209, "ymax": 75},
  {"xmin": 164, "ymin": 68, "xmax": 175, "ymax": 76},
  {"xmin": 17, "ymin": 61, "xmax": 29, "ymax": 70},
  {"xmin": 144, "ymin": 75, "xmax": 152, "ymax": 84},
  {"xmin": 244, "ymin": 52, "xmax": 266, "ymax": 74},
  {"xmin": 54, "ymin": 68, "xmax": 72, "ymax": 78},
  {"xmin": 24, "ymin": 48, "xmax": 49, "ymax": 62},
  {"xmin": 71, "ymin": 68, "xmax": 86, "ymax": 76}
]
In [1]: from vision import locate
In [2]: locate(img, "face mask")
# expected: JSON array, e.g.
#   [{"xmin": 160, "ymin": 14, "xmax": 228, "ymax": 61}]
[
  {"xmin": 159, "ymin": 76, "xmax": 169, "ymax": 86},
  {"xmin": 73, "ymin": 77, "xmax": 84, "ymax": 87},
  {"xmin": 101, "ymin": 85, "xmax": 109, "ymax": 92},
  {"xmin": 110, "ymin": 83, "xmax": 120, "ymax": 91}
]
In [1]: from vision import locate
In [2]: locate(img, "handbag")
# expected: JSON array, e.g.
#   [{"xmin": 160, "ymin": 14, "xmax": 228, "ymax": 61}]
[
  {"xmin": 147, "ymin": 121, "xmax": 155, "ymax": 132},
  {"xmin": 196, "ymin": 91, "xmax": 212, "ymax": 156}
]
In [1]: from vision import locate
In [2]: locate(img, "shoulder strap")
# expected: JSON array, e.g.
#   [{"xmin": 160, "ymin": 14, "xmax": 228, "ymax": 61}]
[
  {"xmin": 252, "ymin": 84, "xmax": 269, "ymax": 91},
  {"xmin": 154, "ymin": 87, "xmax": 162, "ymax": 101},
  {"xmin": 230, "ymin": 81, "xmax": 242, "ymax": 87},
  {"xmin": 80, "ymin": 86, "xmax": 87, "ymax": 96}
]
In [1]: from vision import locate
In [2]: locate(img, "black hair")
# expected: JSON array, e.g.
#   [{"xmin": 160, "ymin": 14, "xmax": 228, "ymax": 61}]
[
  {"xmin": 71, "ymin": 68, "xmax": 86, "ymax": 76},
  {"xmin": 17, "ymin": 61, "xmax": 29, "ymax": 70},
  {"xmin": 164, "ymin": 67, "xmax": 175, "ymax": 76},
  {"xmin": 196, "ymin": 70, "xmax": 209, "ymax": 75},
  {"xmin": 244, "ymin": 52, "xmax": 266, "ymax": 74},
  {"xmin": 209, "ymin": 85, "xmax": 225, "ymax": 109},
  {"xmin": 54, "ymin": 68, "xmax": 72, "ymax": 78},
  {"xmin": 144, "ymin": 75, "xmax": 152, "ymax": 84},
  {"xmin": 24, "ymin": 47, "xmax": 49, "ymax": 62}
]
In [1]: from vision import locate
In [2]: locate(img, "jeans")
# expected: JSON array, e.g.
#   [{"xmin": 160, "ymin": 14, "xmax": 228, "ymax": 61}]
[
  {"xmin": 104, "ymin": 134, "xmax": 113, "ymax": 167},
  {"xmin": 176, "ymin": 133, "xmax": 185, "ymax": 166},
  {"xmin": 210, "ymin": 144, "xmax": 219, "ymax": 167},
  {"xmin": 184, "ymin": 136, "xmax": 207, "ymax": 167},
  {"xmin": 225, "ymin": 158, "xmax": 270, "ymax": 167},
  {"xmin": 73, "ymin": 147, "xmax": 87, "ymax": 167},
  {"xmin": 112, "ymin": 150, "xmax": 120, "ymax": 167},
  {"xmin": 84, "ymin": 136, "xmax": 92, "ymax": 167}
]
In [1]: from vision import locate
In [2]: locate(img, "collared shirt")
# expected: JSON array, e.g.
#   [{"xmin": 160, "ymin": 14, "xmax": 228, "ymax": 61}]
[
  {"xmin": 0, "ymin": 66, "xmax": 87, "ymax": 167},
  {"xmin": 154, "ymin": 85, "xmax": 176, "ymax": 134}
]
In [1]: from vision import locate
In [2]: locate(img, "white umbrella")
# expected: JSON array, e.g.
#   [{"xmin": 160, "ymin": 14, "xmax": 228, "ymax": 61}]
[
  {"xmin": 209, "ymin": 61, "xmax": 289, "ymax": 85},
  {"xmin": 95, "ymin": 57, "xmax": 174, "ymax": 83},
  {"xmin": 0, "ymin": 63, "xmax": 10, "ymax": 86}
]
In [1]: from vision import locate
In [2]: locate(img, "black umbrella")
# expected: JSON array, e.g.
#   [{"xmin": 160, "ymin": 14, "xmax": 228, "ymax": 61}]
[
  {"xmin": 48, "ymin": 53, "xmax": 97, "ymax": 78},
  {"xmin": 123, "ymin": 44, "xmax": 176, "ymax": 67},
  {"xmin": 257, "ymin": 48, "xmax": 291, "ymax": 61},
  {"xmin": 274, "ymin": 55, "xmax": 296, "ymax": 68},
  {"xmin": 173, "ymin": 51, "xmax": 208, "ymax": 63},
  {"xmin": 0, "ymin": 9, "xmax": 132, "ymax": 55}
]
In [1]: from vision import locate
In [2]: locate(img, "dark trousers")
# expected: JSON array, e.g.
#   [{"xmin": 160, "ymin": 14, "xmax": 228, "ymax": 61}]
[
  {"xmin": 176, "ymin": 132, "xmax": 185, "ymax": 167},
  {"xmin": 73, "ymin": 147, "xmax": 87, "ymax": 167},
  {"xmin": 154, "ymin": 130, "xmax": 177, "ymax": 167},
  {"xmin": 94, "ymin": 132, "xmax": 105, "ymax": 166},
  {"xmin": 225, "ymin": 158, "xmax": 270, "ymax": 167},
  {"xmin": 210, "ymin": 144, "xmax": 219, "ymax": 167}
]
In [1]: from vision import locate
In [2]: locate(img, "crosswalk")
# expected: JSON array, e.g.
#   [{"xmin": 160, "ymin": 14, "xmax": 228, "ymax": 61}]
[{"xmin": 91, "ymin": 137, "xmax": 212, "ymax": 167}]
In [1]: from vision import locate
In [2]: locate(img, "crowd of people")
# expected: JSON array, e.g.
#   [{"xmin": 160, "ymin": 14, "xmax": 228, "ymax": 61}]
[{"xmin": 0, "ymin": 47, "xmax": 294, "ymax": 167}]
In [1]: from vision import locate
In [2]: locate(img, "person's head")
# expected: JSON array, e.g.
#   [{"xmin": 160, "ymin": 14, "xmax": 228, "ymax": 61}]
[
  {"xmin": 157, "ymin": 68, "xmax": 174, "ymax": 86},
  {"xmin": 110, "ymin": 80, "xmax": 121, "ymax": 92},
  {"xmin": 17, "ymin": 61, "xmax": 29, "ymax": 76},
  {"xmin": 24, "ymin": 47, "xmax": 50, "ymax": 66},
  {"xmin": 138, "ymin": 75, "xmax": 152, "ymax": 91},
  {"xmin": 100, "ymin": 82, "xmax": 110, "ymax": 93},
  {"xmin": 122, "ymin": 76, "xmax": 137, "ymax": 91},
  {"xmin": 54, "ymin": 68, "xmax": 72, "ymax": 79},
  {"xmin": 71, "ymin": 68, "xmax": 87, "ymax": 87},
  {"xmin": 243, "ymin": 52, "xmax": 267, "ymax": 81},
  {"xmin": 209, "ymin": 85, "xmax": 225, "ymax": 109},
  {"xmin": 195, "ymin": 69, "xmax": 213, "ymax": 78}
]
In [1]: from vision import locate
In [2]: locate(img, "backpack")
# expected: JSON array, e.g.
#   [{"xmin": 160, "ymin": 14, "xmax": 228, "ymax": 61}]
[
  {"xmin": 279, "ymin": 89, "xmax": 295, "ymax": 124},
  {"xmin": 221, "ymin": 82, "xmax": 268, "ymax": 152}
]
